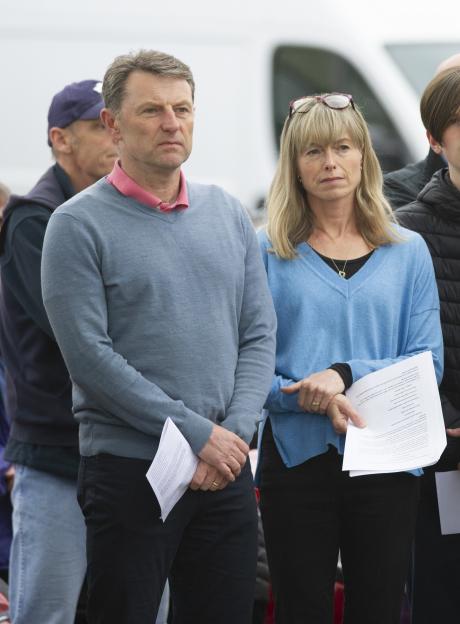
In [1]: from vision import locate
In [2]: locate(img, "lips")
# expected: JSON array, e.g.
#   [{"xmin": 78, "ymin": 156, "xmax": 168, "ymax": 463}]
[{"xmin": 320, "ymin": 177, "xmax": 343, "ymax": 183}]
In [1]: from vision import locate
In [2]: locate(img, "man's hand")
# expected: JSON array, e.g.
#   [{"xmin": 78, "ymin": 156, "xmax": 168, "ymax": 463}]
[
  {"xmin": 281, "ymin": 369, "xmax": 345, "ymax": 413},
  {"xmin": 326, "ymin": 394, "xmax": 366, "ymax": 434},
  {"xmin": 198, "ymin": 424, "xmax": 249, "ymax": 482},
  {"xmin": 189, "ymin": 460, "xmax": 230, "ymax": 491}
]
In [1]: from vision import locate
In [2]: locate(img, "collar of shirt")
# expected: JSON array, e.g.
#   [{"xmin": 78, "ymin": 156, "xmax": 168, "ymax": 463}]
[{"xmin": 107, "ymin": 160, "xmax": 188, "ymax": 212}]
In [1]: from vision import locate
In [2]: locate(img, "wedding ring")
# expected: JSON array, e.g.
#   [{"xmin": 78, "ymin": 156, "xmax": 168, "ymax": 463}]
[
  {"xmin": 211, "ymin": 480, "xmax": 220, "ymax": 488},
  {"xmin": 312, "ymin": 401, "xmax": 320, "ymax": 407}
]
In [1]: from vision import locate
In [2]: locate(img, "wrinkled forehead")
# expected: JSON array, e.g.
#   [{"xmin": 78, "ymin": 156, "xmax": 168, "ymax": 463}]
[{"xmin": 290, "ymin": 104, "xmax": 362, "ymax": 153}]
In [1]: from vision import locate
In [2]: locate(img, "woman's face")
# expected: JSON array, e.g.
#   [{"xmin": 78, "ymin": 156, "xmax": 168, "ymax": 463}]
[{"xmin": 296, "ymin": 135, "xmax": 362, "ymax": 204}]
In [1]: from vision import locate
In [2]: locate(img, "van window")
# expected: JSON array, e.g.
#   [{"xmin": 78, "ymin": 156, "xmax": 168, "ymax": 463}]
[
  {"xmin": 385, "ymin": 42, "xmax": 460, "ymax": 96},
  {"xmin": 273, "ymin": 46, "xmax": 410, "ymax": 172}
]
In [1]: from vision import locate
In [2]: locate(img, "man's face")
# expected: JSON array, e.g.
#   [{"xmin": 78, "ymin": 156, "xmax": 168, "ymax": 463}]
[
  {"xmin": 66, "ymin": 118, "xmax": 117, "ymax": 187},
  {"xmin": 108, "ymin": 71, "xmax": 194, "ymax": 176}
]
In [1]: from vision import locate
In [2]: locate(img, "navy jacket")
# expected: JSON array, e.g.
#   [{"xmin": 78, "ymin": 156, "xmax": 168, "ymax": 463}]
[{"xmin": 0, "ymin": 165, "xmax": 76, "ymax": 449}]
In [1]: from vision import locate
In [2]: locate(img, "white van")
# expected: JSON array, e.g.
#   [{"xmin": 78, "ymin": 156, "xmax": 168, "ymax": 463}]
[{"xmin": 1, "ymin": 0, "xmax": 459, "ymax": 216}]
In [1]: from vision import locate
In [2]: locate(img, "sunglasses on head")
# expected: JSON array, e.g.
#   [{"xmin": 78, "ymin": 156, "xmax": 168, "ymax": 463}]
[{"xmin": 288, "ymin": 93, "xmax": 355, "ymax": 118}]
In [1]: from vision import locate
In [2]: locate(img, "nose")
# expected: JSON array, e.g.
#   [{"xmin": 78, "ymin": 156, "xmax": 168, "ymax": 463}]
[
  {"xmin": 161, "ymin": 108, "xmax": 180, "ymax": 132},
  {"xmin": 323, "ymin": 147, "xmax": 336, "ymax": 170}
]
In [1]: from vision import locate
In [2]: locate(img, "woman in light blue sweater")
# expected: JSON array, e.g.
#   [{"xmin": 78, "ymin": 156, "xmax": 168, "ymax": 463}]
[{"xmin": 258, "ymin": 93, "xmax": 443, "ymax": 624}]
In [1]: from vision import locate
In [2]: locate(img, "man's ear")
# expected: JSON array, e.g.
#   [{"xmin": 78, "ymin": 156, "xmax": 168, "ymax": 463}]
[
  {"xmin": 49, "ymin": 127, "xmax": 73, "ymax": 154},
  {"xmin": 101, "ymin": 108, "xmax": 121, "ymax": 143},
  {"xmin": 427, "ymin": 130, "xmax": 443, "ymax": 155}
]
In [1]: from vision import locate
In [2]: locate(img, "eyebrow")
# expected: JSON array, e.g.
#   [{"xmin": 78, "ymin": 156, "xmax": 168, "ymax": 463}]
[{"xmin": 138, "ymin": 99, "xmax": 192, "ymax": 108}]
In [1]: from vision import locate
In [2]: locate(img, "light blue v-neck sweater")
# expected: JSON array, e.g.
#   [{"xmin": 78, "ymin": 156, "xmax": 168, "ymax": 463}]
[
  {"xmin": 258, "ymin": 227, "xmax": 443, "ymax": 468},
  {"xmin": 41, "ymin": 179, "xmax": 276, "ymax": 460}
]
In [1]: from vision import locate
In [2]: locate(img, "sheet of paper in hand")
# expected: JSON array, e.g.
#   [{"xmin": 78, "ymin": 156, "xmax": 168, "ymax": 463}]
[
  {"xmin": 146, "ymin": 417, "xmax": 198, "ymax": 521},
  {"xmin": 343, "ymin": 352, "xmax": 446, "ymax": 476}
]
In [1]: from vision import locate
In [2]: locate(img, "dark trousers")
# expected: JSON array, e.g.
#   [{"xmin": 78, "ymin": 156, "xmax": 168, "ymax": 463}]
[
  {"xmin": 77, "ymin": 453, "xmax": 258, "ymax": 624},
  {"xmin": 259, "ymin": 423, "xmax": 420, "ymax": 624},
  {"xmin": 411, "ymin": 443, "xmax": 460, "ymax": 624}
]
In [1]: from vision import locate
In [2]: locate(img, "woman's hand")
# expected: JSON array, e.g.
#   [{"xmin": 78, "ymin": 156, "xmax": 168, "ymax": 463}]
[
  {"xmin": 326, "ymin": 394, "xmax": 366, "ymax": 434},
  {"xmin": 281, "ymin": 369, "xmax": 345, "ymax": 413}
]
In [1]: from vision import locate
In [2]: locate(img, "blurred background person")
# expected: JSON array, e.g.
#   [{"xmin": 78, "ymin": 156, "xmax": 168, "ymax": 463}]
[
  {"xmin": 0, "ymin": 183, "xmax": 10, "ymax": 210},
  {"xmin": 384, "ymin": 52, "xmax": 460, "ymax": 209},
  {"xmin": 0, "ymin": 79, "xmax": 117, "ymax": 624},
  {"xmin": 396, "ymin": 66, "xmax": 460, "ymax": 624},
  {"xmin": 0, "ymin": 183, "xmax": 11, "ymax": 585},
  {"xmin": 0, "ymin": 358, "xmax": 12, "ymax": 585},
  {"xmin": 0, "ymin": 183, "xmax": 10, "ymax": 228},
  {"xmin": 257, "ymin": 92, "xmax": 443, "ymax": 624}
]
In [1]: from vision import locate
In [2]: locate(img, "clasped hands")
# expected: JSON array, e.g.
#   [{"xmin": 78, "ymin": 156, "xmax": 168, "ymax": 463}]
[
  {"xmin": 189, "ymin": 424, "xmax": 249, "ymax": 492},
  {"xmin": 281, "ymin": 369, "xmax": 366, "ymax": 434}
]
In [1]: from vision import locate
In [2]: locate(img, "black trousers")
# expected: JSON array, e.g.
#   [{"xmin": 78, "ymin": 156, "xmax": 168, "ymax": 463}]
[
  {"xmin": 77, "ymin": 453, "xmax": 258, "ymax": 624},
  {"xmin": 259, "ymin": 423, "xmax": 420, "ymax": 624},
  {"xmin": 411, "ymin": 441, "xmax": 460, "ymax": 624}
]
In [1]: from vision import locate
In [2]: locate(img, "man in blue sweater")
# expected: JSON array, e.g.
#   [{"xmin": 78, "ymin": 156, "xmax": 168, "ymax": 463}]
[{"xmin": 41, "ymin": 49, "xmax": 276, "ymax": 624}]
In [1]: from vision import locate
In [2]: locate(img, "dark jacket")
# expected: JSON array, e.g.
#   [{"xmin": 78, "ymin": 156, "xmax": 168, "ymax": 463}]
[
  {"xmin": 397, "ymin": 169, "xmax": 460, "ymax": 465},
  {"xmin": 0, "ymin": 165, "xmax": 76, "ymax": 450},
  {"xmin": 384, "ymin": 149, "xmax": 445, "ymax": 209}
]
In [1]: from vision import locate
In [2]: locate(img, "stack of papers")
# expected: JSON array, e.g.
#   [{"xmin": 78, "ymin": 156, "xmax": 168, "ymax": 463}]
[{"xmin": 343, "ymin": 351, "xmax": 446, "ymax": 477}]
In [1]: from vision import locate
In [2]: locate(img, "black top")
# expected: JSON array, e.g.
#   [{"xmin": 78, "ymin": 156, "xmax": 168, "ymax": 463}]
[
  {"xmin": 0, "ymin": 164, "xmax": 79, "ymax": 479},
  {"xmin": 313, "ymin": 248, "xmax": 374, "ymax": 389},
  {"xmin": 383, "ymin": 149, "xmax": 445, "ymax": 210}
]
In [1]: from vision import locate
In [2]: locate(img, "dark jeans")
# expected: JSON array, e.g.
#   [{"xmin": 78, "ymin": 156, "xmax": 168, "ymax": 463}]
[
  {"xmin": 77, "ymin": 453, "xmax": 258, "ymax": 624},
  {"xmin": 259, "ymin": 423, "xmax": 419, "ymax": 624}
]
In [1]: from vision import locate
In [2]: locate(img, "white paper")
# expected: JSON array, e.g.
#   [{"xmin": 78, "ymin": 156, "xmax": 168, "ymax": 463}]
[
  {"xmin": 435, "ymin": 471, "xmax": 460, "ymax": 535},
  {"xmin": 343, "ymin": 352, "xmax": 446, "ymax": 476},
  {"xmin": 146, "ymin": 417, "xmax": 198, "ymax": 521}
]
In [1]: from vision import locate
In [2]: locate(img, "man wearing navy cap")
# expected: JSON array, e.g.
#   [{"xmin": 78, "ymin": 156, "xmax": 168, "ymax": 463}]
[{"xmin": 0, "ymin": 80, "xmax": 117, "ymax": 624}]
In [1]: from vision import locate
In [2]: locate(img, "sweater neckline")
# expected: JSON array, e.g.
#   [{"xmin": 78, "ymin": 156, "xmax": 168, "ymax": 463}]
[{"xmin": 298, "ymin": 241, "xmax": 388, "ymax": 297}]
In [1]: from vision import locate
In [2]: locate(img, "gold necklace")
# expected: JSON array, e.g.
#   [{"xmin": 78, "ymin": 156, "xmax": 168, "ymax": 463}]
[{"xmin": 330, "ymin": 257, "xmax": 348, "ymax": 278}]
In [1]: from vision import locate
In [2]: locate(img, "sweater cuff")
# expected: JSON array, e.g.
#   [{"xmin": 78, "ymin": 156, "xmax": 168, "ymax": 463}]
[
  {"xmin": 179, "ymin": 413, "xmax": 214, "ymax": 456},
  {"xmin": 328, "ymin": 363, "xmax": 353, "ymax": 390}
]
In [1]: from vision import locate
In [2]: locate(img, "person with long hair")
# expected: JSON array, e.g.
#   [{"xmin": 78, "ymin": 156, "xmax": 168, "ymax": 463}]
[{"xmin": 258, "ymin": 93, "xmax": 443, "ymax": 624}]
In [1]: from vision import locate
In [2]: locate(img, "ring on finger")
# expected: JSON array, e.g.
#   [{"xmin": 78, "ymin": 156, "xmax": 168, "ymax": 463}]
[{"xmin": 211, "ymin": 480, "xmax": 220, "ymax": 489}]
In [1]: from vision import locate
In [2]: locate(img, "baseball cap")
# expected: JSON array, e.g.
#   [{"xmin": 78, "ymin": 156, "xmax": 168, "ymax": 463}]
[{"xmin": 47, "ymin": 79, "xmax": 104, "ymax": 145}]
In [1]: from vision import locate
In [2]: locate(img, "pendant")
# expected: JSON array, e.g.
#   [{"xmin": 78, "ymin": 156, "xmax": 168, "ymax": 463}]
[{"xmin": 338, "ymin": 270, "xmax": 346, "ymax": 278}]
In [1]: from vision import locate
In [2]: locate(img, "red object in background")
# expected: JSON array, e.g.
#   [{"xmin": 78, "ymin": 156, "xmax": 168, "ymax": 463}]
[
  {"xmin": 334, "ymin": 582, "xmax": 345, "ymax": 624},
  {"xmin": 0, "ymin": 592, "xmax": 8, "ymax": 613},
  {"xmin": 264, "ymin": 587, "xmax": 275, "ymax": 624}
]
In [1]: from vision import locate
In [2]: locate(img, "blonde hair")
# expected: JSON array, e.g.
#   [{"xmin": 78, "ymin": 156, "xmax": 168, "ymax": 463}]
[{"xmin": 266, "ymin": 97, "xmax": 399, "ymax": 259}]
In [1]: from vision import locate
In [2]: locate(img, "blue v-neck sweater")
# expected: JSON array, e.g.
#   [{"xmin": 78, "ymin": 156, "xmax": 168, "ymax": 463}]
[{"xmin": 258, "ymin": 227, "xmax": 443, "ymax": 468}]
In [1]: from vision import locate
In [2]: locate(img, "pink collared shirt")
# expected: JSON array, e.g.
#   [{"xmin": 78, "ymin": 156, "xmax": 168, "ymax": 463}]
[{"xmin": 107, "ymin": 160, "xmax": 188, "ymax": 212}]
